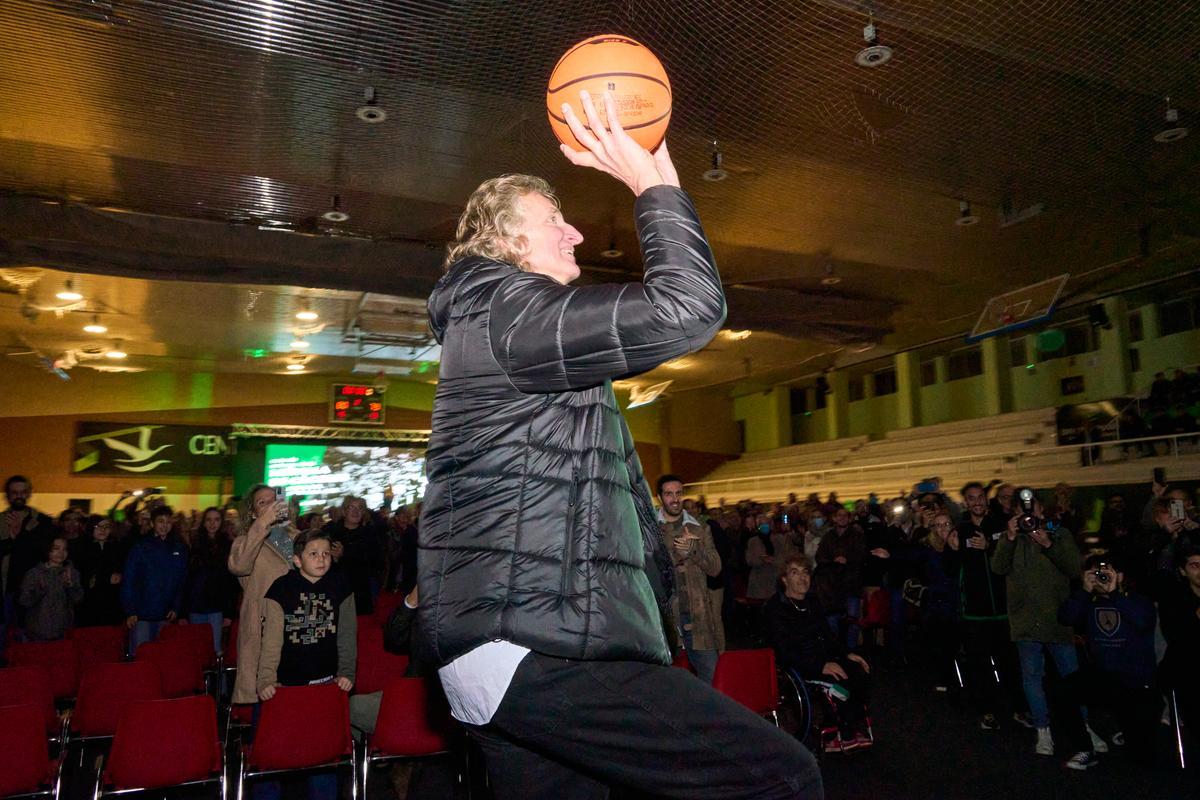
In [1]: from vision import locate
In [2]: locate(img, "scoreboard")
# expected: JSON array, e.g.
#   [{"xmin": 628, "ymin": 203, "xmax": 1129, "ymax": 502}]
[{"xmin": 329, "ymin": 383, "xmax": 385, "ymax": 425}]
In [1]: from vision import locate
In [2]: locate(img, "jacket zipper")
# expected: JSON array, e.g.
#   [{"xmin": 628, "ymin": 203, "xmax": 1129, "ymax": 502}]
[{"xmin": 561, "ymin": 467, "xmax": 580, "ymax": 597}]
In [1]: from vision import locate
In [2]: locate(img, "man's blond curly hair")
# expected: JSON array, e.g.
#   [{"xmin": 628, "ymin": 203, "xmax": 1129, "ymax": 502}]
[{"xmin": 444, "ymin": 174, "xmax": 559, "ymax": 270}]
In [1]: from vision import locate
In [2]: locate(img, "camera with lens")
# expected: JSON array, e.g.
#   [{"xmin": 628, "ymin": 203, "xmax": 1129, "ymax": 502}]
[{"xmin": 1014, "ymin": 486, "xmax": 1040, "ymax": 533}]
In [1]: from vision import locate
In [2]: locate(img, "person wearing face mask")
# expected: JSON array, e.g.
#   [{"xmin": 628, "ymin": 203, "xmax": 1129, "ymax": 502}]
[
  {"xmin": 804, "ymin": 511, "xmax": 827, "ymax": 561},
  {"xmin": 745, "ymin": 514, "xmax": 782, "ymax": 602},
  {"xmin": 815, "ymin": 507, "xmax": 867, "ymax": 649}
]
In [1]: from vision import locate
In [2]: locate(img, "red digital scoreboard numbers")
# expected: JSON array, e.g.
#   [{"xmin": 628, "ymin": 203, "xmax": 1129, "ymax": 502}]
[{"xmin": 329, "ymin": 384, "xmax": 385, "ymax": 425}]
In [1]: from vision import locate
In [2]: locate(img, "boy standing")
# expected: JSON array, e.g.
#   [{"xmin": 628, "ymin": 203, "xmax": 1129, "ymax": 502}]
[
  {"xmin": 1056, "ymin": 555, "xmax": 1159, "ymax": 770},
  {"xmin": 258, "ymin": 530, "xmax": 357, "ymax": 699}
]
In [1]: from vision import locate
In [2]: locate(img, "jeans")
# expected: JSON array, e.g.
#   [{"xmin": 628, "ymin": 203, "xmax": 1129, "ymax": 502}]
[
  {"xmin": 129, "ymin": 619, "xmax": 165, "ymax": 655},
  {"xmin": 826, "ymin": 596, "xmax": 863, "ymax": 651},
  {"xmin": 681, "ymin": 628, "xmax": 719, "ymax": 685},
  {"xmin": 1015, "ymin": 640, "xmax": 1079, "ymax": 728},
  {"xmin": 466, "ymin": 652, "xmax": 823, "ymax": 800},
  {"xmin": 188, "ymin": 612, "xmax": 224, "ymax": 655}
]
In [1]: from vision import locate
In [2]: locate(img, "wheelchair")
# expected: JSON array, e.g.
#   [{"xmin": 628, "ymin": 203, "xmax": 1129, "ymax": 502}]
[{"xmin": 777, "ymin": 666, "xmax": 874, "ymax": 757}]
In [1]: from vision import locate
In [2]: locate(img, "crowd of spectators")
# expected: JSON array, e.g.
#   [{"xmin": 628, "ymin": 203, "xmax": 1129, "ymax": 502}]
[
  {"xmin": 3, "ymin": 467, "xmax": 1198, "ymax": 780},
  {"xmin": 676, "ymin": 476, "xmax": 1200, "ymax": 770}
]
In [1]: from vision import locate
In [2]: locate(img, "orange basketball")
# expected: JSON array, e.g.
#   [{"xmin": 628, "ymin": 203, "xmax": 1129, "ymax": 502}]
[{"xmin": 547, "ymin": 35, "xmax": 671, "ymax": 152}]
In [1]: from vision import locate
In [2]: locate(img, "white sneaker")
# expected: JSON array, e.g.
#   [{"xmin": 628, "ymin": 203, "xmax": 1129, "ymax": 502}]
[
  {"xmin": 1086, "ymin": 724, "xmax": 1110, "ymax": 753},
  {"xmin": 1065, "ymin": 751, "xmax": 1099, "ymax": 771},
  {"xmin": 1036, "ymin": 727, "xmax": 1054, "ymax": 756}
]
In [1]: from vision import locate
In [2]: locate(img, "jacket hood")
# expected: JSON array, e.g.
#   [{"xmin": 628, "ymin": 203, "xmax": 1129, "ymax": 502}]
[{"xmin": 427, "ymin": 256, "xmax": 520, "ymax": 342}]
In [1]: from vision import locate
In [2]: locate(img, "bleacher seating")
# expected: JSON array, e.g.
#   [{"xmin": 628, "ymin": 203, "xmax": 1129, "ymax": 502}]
[{"xmin": 691, "ymin": 406, "xmax": 1200, "ymax": 502}]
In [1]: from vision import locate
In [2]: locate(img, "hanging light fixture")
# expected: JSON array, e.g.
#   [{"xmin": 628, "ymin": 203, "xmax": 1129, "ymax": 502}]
[
  {"xmin": 1154, "ymin": 96, "xmax": 1188, "ymax": 143},
  {"xmin": 855, "ymin": 12, "xmax": 893, "ymax": 67},
  {"xmin": 955, "ymin": 200, "xmax": 979, "ymax": 226},
  {"xmin": 83, "ymin": 315, "xmax": 108, "ymax": 334},
  {"xmin": 702, "ymin": 140, "xmax": 728, "ymax": 182},
  {"xmin": 295, "ymin": 302, "xmax": 319, "ymax": 321},
  {"xmin": 56, "ymin": 279, "xmax": 83, "ymax": 301},
  {"xmin": 105, "ymin": 340, "xmax": 128, "ymax": 359},
  {"xmin": 289, "ymin": 336, "xmax": 310, "ymax": 349}
]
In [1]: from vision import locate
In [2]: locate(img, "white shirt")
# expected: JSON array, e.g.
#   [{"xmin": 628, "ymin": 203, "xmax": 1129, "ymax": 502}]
[{"xmin": 437, "ymin": 640, "xmax": 530, "ymax": 725}]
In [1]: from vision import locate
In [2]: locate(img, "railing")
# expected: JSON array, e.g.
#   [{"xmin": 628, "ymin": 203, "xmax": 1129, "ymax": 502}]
[{"xmin": 685, "ymin": 432, "xmax": 1199, "ymax": 499}]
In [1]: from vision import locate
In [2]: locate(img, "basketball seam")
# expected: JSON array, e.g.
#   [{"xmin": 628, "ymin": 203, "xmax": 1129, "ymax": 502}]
[
  {"xmin": 547, "ymin": 108, "xmax": 671, "ymax": 132},
  {"xmin": 550, "ymin": 35, "xmax": 644, "ymax": 72},
  {"xmin": 547, "ymin": 72, "xmax": 671, "ymax": 95}
]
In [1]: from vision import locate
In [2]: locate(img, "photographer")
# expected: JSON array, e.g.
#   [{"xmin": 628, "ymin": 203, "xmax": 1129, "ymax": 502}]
[
  {"xmin": 1055, "ymin": 556, "xmax": 1158, "ymax": 770},
  {"xmin": 991, "ymin": 488, "xmax": 1090, "ymax": 757}
]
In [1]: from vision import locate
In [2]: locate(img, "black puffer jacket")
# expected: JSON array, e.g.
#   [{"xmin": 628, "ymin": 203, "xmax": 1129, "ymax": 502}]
[{"xmin": 418, "ymin": 185, "xmax": 725, "ymax": 668}]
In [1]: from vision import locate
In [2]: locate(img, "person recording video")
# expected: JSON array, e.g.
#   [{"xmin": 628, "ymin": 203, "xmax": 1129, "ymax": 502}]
[{"xmin": 1055, "ymin": 556, "xmax": 1159, "ymax": 769}]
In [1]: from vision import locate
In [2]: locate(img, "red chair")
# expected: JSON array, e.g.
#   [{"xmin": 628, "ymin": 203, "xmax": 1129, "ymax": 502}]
[
  {"xmin": 69, "ymin": 626, "xmax": 127, "ymax": 671},
  {"xmin": 354, "ymin": 625, "xmax": 410, "ymax": 695},
  {"xmin": 0, "ymin": 704, "xmax": 63, "ymax": 800},
  {"xmin": 237, "ymin": 684, "xmax": 356, "ymax": 800},
  {"xmin": 70, "ymin": 661, "xmax": 163, "ymax": 744},
  {"xmin": 136, "ymin": 639, "xmax": 205, "ymax": 698},
  {"xmin": 671, "ymin": 650, "xmax": 692, "ymax": 671},
  {"xmin": 360, "ymin": 677, "xmax": 456, "ymax": 795},
  {"xmin": 712, "ymin": 648, "xmax": 781, "ymax": 725},
  {"xmin": 158, "ymin": 622, "xmax": 218, "ymax": 669},
  {"xmin": 0, "ymin": 667, "xmax": 64, "ymax": 743},
  {"xmin": 94, "ymin": 695, "xmax": 224, "ymax": 800},
  {"xmin": 6, "ymin": 641, "xmax": 78, "ymax": 700}
]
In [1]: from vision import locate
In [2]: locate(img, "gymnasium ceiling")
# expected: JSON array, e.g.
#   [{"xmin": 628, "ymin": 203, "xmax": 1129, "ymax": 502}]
[{"xmin": 1, "ymin": 0, "xmax": 1198, "ymax": 394}]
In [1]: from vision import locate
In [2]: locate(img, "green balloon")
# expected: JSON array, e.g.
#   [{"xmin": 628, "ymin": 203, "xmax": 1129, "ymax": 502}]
[{"xmin": 1036, "ymin": 329, "xmax": 1065, "ymax": 352}]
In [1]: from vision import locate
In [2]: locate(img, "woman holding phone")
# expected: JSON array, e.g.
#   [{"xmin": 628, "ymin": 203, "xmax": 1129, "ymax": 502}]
[{"xmin": 227, "ymin": 483, "xmax": 298, "ymax": 705}]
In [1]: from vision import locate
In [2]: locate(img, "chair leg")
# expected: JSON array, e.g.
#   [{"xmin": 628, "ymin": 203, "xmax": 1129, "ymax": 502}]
[
  {"xmin": 349, "ymin": 746, "xmax": 359, "ymax": 800},
  {"xmin": 236, "ymin": 754, "xmax": 246, "ymax": 800},
  {"xmin": 91, "ymin": 753, "xmax": 104, "ymax": 800},
  {"xmin": 359, "ymin": 749, "xmax": 371, "ymax": 800}
]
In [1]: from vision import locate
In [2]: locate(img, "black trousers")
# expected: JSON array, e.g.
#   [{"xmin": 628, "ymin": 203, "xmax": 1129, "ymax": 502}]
[
  {"xmin": 824, "ymin": 658, "xmax": 870, "ymax": 736},
  {"xmin": 1058, "ymin": 666, "xmax": 1160, "ymax": 763},
  {"xmin": 466, "ymin": 652, "xmax": 823, "ymax": 800},
  {"xmin": 960, "ymin": 619, "xmax": 1024, "ymax": 715}
]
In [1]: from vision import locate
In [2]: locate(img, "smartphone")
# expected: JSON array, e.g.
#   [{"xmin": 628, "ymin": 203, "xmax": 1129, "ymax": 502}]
[
  {"xmin": 272, "ymin": 486, "xmax": 289, "ymax": 523},
  {"xmin": 1170, "ymin": 499, "xmax": 1186, "ymax": 522},
  {"xmin": 1153, "ymin": 467, "xmax": 1166, "ymax": 486}
]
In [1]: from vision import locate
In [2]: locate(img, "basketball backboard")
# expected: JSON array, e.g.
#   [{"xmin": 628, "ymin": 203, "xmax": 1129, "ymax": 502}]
[{"xmin": 966, "ymin": 273, "xmax": 1069, "ymax": 343}]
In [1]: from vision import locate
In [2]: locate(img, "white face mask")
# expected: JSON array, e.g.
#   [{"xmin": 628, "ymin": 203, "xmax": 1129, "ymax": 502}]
[{"xmin": 810, "ymin": 518, "xmax": 825, "ymax": 530}]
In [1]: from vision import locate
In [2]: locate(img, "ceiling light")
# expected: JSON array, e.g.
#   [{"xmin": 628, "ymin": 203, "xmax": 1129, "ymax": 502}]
[
  {"xmin": 286, "ymin": 363, "xmax": 306, "ymax": 371},
  {"xmin": 295, "ymin": 303, "xmax": 319, "ymax": 321},
  {"xmin": 702, "ymin": 140, "xmax": 728, "ymax": 182},
  {"xmin": 956, "ymin": 200, "xmax": 979, "ymax": 227},
  {"xmin": 722, "ymin": 329, "xmax": 752, "ymax": 341},
  {"xmin": 855, "ymin": 14, "xmax": 893, "ymax": 67},
  {"xmin": 56, "ymin": 279, "xmax": 83, "ymax": 302},
  {"xmin": 355, "ymin": 86, "xmax": 388, "ymax": 124},
  {"xmin": 600, "ymin": 236, "xmax": 623, "ymax": 259},
  {"xmin": 820, "ymin": 261, "xmax": 841, "ymax": 286},
  {"xmin": 289, "ymin": 337, "xmax": 310, "ymax": 349},
  {"xmin": 83, "ymin": 315, "xmax": 108, "ymax": 334},
  {"xmin": 105, "ymin": 341, "xmax": 127, "ymax": 359},
  {"xmin": 1154, "ymin": 97, "xmax": 1188, "ymax": 143},
  {"xmin": 321, "ymin": 194, "xmax": 349, "ymax": 223}
]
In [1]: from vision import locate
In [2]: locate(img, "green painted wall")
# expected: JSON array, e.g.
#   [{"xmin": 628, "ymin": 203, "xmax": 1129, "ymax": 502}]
[
  {"xmin": 733, "ymin": 388, "xmax": 791, "ymax": 452},
  {"xmin": 847, "ymin": 393, "xmax": 898, "ymax": 438}
]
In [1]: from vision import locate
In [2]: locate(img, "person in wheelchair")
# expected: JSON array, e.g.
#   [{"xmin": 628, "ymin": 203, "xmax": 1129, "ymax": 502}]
[{"xmin": 765, "ymin": 553, "xmax": 873, "ymax": 752}]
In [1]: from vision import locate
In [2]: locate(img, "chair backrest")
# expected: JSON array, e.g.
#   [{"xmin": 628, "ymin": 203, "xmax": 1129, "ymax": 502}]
[
  {"xmin": 0, "ymin": 666, "xmax": 58, "ymax": 735},
  {"xmin": 712, "ymin": 648, "xmax": 779, "ymax": 716},
  {"xmin": 0, "ymin": 704, "xmax": 52, "ymax": 797},
  {"xmin": 249, "ymin": 684, "xmax": 352, "ymax": 771},
  {"xmin": 69, "ymin": 625, "xmax": 128, "ymax": 669},
  {"xmin": 158, "ymin": 623, "xmax": 217, "ymax": 669},
  {"xmin": 369, "ymin": 677, "xmax": 452, "ymax": 757},
  {"xmin": 355, "ymin": 625, "xmax": 410, "ymax": 695},
  {"xmin": 136, "ymin": 639, "xmax": 204, "ymax": 697},
  {"xmin": 72, "ymin": 661, "xmax": 164, "ymax": 737},
  {"xmin": 105, "ymin": 695, "xmax": 221, "ymax": 791},
  {"xmin": 7, "ymin": 639, "xmax": 79, "ymax": 699},
  {"xmin": 672, "ymin": 651, "xmax": 692, "ymax": 671}
]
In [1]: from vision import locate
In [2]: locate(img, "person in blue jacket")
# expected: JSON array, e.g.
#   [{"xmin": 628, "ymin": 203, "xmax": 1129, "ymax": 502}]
[
  {"xmin": 1055, "ymin": 554, "xmax": 1159, "ymax": 770},
  {"xmin": 120, "ymin": 504, "xmax": 188, "ymax": 654}
]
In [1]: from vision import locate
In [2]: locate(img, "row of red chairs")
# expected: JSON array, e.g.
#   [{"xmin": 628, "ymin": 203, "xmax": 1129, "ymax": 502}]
[{"xmin": 1, "ymin": 674, "xmax": 453, "ymax": 800}]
